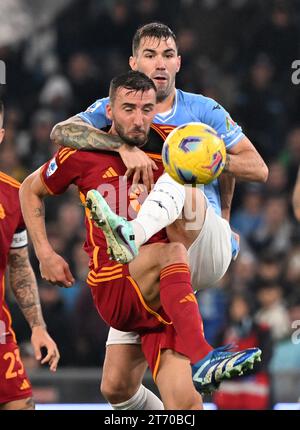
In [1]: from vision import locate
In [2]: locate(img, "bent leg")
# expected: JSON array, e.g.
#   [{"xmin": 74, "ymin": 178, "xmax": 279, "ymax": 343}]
[
  {"xmin": 168, "ymin": 186, "xmax": 232, "ymax": 290},
  {"xmin": 167, "ymin": 185, "xmax": 207, "ymax": 249},
  {"xmin": 131, "ymin": 177, "xmax": 206, "ymax": 250},
  {"xmin": 129, "ymin": 242, "xmax": 212, "ymax": 361},
  {"xmin": 155, "ymin": 350, "xmax": 203, "ymax": 410},
  {"xmin": 131, "ymin": 173, "xmax": 186, "ymax": 247},
  {"xmin": 128, "ymin": 242, "xmax": 189, "ymax": 307}
]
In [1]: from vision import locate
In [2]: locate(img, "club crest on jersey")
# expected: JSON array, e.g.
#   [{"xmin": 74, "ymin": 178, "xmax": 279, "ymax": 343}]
[{"xmin": 46, "ymin": 158, "xmax": 58, "ymax": 178}]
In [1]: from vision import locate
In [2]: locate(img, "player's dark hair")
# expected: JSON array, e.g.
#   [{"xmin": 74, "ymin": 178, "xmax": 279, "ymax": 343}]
[
  {"xmin": 0, "ymin": 100, "xmax": 4, "ymax": 128},
  {"xmin": 109, "ymin": 70, "xmax": 157, "ymax": 104},
  {"xmin": 132, "ymin": 22, "xmax": 177, "ymax": 55}
]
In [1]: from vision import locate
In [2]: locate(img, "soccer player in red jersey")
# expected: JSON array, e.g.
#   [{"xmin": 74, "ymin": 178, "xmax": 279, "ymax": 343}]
[
  {"xmin": 20, "ymin": 71, "xmax": 207, "ymax": 409},
  {"xmin": 0, "ymin": 101, "xmax": 59, "ymax": 410},
  {"xmin": 50, "ymin": 23, "xmax": 266, "ymax": 411}
]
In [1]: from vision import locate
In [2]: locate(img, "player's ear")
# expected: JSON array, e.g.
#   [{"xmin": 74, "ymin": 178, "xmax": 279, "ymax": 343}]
[
  {"xmin": 0, "ymin": 128, "xmax": 5, "ymax": 144},
  {"xmin": 129, "ymin": 56, "xmax": 137, "ymax": 71},
  {"xmin": 106, "ymin": 104, "xmax": 113, "ymax": 121}
]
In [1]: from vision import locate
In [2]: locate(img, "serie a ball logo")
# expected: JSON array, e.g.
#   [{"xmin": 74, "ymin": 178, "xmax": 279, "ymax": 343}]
[{"xmin": 162, "ymin": 122, "xmax": 226, "ymax": 185}]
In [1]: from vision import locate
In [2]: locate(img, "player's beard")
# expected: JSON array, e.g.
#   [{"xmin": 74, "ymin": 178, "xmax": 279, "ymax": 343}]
[
  {"xmin": 114, "ymin": 121, "xmax": 148, "ymax": 147},
  {"xmin": 155, "ymin": 76, "xmax": 175, "ymax": 103}
]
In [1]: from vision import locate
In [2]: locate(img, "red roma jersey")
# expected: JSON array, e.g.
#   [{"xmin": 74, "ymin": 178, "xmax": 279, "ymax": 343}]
[
  {"xmin": 0, "ymin": 172, "xmax": 26, "ymax": 344},
  {"xmin": 41, "ymin": 146, "xmax": 167, "ymax": 270}
]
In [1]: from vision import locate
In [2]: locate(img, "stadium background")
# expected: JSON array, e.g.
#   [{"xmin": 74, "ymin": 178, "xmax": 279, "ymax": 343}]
[{"xmin": 1, "ymin": 0, "xmax": 300, "ymax": 409}]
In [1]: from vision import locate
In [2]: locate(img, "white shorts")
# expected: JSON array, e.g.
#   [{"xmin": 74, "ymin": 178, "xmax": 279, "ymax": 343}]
[
  {"xmin": 106, "ymin": 205, "xmax": 233, "ymax": 347},
  {"xmin": 188, "ymin": 205, "xmax": 232, "ymax": 291},
  {"xmin": 106, "ymin": 327, "xmax": 141, "ymax": 346}
]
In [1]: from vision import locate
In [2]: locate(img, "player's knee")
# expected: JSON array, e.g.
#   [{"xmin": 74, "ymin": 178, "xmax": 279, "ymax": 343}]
[
  {"xmin": 160, "ymin": 242, "xmax": 188, "ymax": 269},
  {"xmin": 100, "ymin": 376, "xmax": 137, "ymax": 405}
]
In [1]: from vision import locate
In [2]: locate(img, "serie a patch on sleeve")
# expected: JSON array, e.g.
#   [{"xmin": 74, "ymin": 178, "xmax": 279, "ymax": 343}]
[
  {"xmin": 10, "ymin": 229, "xmax": 28, "ymax": 248},
  {"xmin": 46, "ymin": 157, "xmax": 58, "ymax": 177}
]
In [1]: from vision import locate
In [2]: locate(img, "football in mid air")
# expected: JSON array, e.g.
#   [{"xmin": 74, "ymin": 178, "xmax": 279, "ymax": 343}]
[{"xmin": 162, "ymin": 122, "xmax": 226, "ymax": 185}]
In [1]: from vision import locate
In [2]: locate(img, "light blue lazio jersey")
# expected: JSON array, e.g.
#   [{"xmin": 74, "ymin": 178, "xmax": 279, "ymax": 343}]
[{"xmin": 78, "ymin": 89, "xmax": 244, "ymax": 257}]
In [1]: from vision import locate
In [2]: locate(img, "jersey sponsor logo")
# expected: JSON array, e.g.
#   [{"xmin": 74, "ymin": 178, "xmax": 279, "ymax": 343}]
[
  {"xmin": 0, "ymin": 203, "xmax": 5, "ymax": 219},
  {"xmin": 102, "ymin": 167, "xmax": 118, "ymax": 178},
  {"xmin": 46, "ymin": 158, "xmax": 58, "ymax": 177}
]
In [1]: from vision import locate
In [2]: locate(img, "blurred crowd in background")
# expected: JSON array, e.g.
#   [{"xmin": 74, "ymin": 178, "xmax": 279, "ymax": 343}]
[{"xmin": 1, "ymin": 0, "xmax": 300, "ymax": 408}]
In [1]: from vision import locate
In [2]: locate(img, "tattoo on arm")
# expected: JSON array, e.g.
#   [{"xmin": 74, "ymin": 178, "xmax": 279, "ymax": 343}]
[
  {"xmin": 51, "ymin": 117, "xmax": 123, "ymax": 151},
  {"xmin": 34, "ymin": 204, "xmax": 45, "ymax": 218},
  {"xmin": 8, "ymin": 248, "xmax": 45, "ymax": 329},
  {"xmin": 224, "ymin": 153, "xmax": 231, "ymax": 173}
]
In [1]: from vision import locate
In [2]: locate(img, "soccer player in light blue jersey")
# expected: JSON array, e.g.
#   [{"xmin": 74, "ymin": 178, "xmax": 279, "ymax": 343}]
[{"xmin": 51, "ymin": 23, "xmax": 268, "ymax": 410}]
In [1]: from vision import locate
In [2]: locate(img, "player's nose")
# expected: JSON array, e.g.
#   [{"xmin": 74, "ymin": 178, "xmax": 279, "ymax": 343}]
[
  {"xmin": 133, "ymin": 110, "xmax": 143, "ymax": 126},
  {"xmin": 155, "ymin": 55, "xmax": 166, "ymax": 69}
]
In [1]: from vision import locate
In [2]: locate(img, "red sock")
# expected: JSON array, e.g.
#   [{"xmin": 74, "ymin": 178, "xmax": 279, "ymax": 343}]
[{"xmin": 160, "ymin": 263, "xmax": 212, "ymax": 363}]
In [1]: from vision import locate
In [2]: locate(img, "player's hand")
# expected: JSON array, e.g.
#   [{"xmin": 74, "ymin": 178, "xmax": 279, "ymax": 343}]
[
  {"xmin": 31, "ymin": 325, "xmax": 60, "ymax": 372},
  {"xmin": 118, "ymin": 144, "xmax": 158, "ymax": 191},
  {"xmin": 39, "ymin": 250, "xmax": 75, "ymax": 288}
]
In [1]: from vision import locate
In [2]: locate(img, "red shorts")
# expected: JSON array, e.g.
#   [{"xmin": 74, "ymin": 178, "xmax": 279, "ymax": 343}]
[
  {"xmin": 0, "ymin": 342, "xmax": 32, "ymax": 404},
  {"xmin": 141, "ymin": 325, "xmax": 189, "ymax": 380},
  {"xmin": 89, "ymin": 262, "xmax": 171, "ymax": 333},
  {"xmin": 88, "ymin": 262, "xmax": 190, "ymax": 378}
]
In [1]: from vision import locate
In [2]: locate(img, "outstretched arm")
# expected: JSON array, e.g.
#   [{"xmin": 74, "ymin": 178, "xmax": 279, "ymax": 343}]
[
  {"xmin": 8, "ymin": 246, "xmax": 60, "ymax": 371},
  {"xmin": 19, "ymin": 170, "xmax": 74, "ymax": 288},
  {"xmin": 224, "ymin": 136, "xmax": 268, "ymax": 182},
  {"xmin": 292, "ymin": 166, "xmax": 300, "ymax": 221}
]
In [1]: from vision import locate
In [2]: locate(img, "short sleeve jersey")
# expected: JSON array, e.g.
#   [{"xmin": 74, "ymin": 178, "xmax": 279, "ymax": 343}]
[
  {"xmin": 0, "ymin": 172, "xmax": 27, "ymax": 343},
  {"xmin": 41, "ymin": 131, "xmax": 167, "ymax": 270}
]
